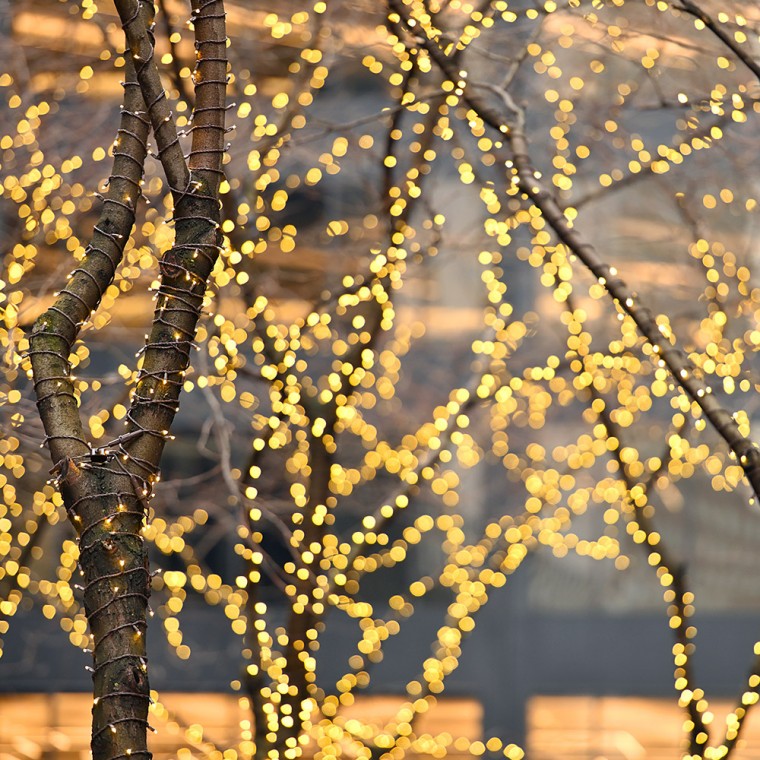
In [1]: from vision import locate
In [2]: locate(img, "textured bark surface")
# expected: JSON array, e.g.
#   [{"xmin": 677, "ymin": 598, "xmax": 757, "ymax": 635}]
[
  {"xmin": 29, "ymin": 12, "xmax": 154, "ymax": 754},
  {"xmin": 29, "ymin": 1, "xmax": 227, "ymax": 757}
]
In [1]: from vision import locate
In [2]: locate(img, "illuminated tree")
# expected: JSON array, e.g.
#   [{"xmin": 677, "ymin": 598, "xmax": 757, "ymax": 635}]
[
  {"xmin": 17, "ymin": 0, "xmax": 227, "ymax": 757},
  {"xmin": 2, "ymin": 1, "xmax": 760, "ymax": 760}
]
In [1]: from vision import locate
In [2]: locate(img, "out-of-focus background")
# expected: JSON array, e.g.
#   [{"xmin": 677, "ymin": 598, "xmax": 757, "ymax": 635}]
[{"xmin": 1, "ymin": 1, "xmax": 760, "ymax": 757}]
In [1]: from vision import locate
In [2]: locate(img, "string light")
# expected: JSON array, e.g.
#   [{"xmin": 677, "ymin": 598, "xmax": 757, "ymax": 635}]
[{"xmin": 3, "ymin": 1, "xmax": 759, "ymax": 759}]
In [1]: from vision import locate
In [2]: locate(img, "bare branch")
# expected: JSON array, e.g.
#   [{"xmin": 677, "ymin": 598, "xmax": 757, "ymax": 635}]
[
  {"xmin": 115, "ymin": 0, "xmax": 191, "ymax": 198},
  {"xmin": 29, "ymin": 58, "xmax": 150, "ymax": 466},
  {"xmin": 121, "ymin": 0, "xmax": 227, "ymax": 483},
  {"xmin": 389, "ymin": 0, "xmax": 760, "ymax": 508}
]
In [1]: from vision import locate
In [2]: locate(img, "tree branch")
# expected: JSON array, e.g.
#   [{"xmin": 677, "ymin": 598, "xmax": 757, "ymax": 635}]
[
  {"xmin": 677, "ymin": 1, "xmax": 760, "ymax": 82},
  {"xmin": 115, "ymin": 0, "xmax": 191, "ymax": 199},
  {"xmin": 388, "ymin": 0, "xmax": 760, "ymax": 510},
  {"xmin": 119, "ymin": 0, "xmax": 227, "ymax": 484}
]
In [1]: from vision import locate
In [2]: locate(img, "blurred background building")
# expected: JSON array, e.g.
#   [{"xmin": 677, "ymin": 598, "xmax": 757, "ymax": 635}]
[{"xmin": 2, "ymin": 0, "xmax": 760, "ymax": 758}]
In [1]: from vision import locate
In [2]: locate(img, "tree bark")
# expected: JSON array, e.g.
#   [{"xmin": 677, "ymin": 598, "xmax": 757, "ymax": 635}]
[
  {"xmin": 387, "ymin": 0, "xmax": 760, "ymax": 509},
  {"xmin": 29, "ymin": 9, "xmax": 153, "ymax": 754},
  {"xmin": 29, "ymin": 1, "xmax": 227, "ymax": 757}
]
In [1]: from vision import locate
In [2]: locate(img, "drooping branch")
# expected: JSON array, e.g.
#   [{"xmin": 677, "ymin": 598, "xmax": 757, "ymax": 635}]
[
  {"xmin": 506, "ymin": 118, "xmax": 760, "ymax": 500},
  {"xmin": 718, "ymin": 647, "xmax": 760, "ymax": 756},
  {"xmin": 336, "ymin": 365, "xmax": 491, "ymax": 592},
  {"xmin": 563, "ymin": 286, "xmax": 708, "ymax": 753},
  {"xmin": 115, "ymin": 0, "xmax": 190, "ymax": 198},
  {"xmin": 677, "ymin": 1, "xmax": 760, "ymax": 83},
  {"xmin": 572, "ymin": 103, "xmax": 752, "ymax": 211},
  {"xmin": 334, "ymin": 506, "xmax": 540, "ymax": 760},
  {"xmin": 388, "ymin": 0, "xmax": 760, "ymax": 509}
]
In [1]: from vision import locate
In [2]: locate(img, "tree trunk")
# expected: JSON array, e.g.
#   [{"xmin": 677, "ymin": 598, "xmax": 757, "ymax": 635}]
[{"xmin": 29, "ymin": 1, "xmax": 227, "ymax": 756}]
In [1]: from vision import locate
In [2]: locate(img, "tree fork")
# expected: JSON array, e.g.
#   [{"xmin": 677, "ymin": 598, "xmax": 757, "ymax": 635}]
[
  {"xmin": 30, "ymin": 0, "xmax": 227, "ymax": 756},
  {"xmin": 112, "ymin": 0, "xmax": 228, "ymax": 473},
  {"xmin": 29, "ymin": 4, "xmax": 154, "ymax": 755}
]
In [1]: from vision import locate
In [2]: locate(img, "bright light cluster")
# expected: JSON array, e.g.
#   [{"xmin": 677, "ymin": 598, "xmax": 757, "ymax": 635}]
[{"xmin": 1, "ymin": 1, "xmax": 760, "ymax": 759}]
